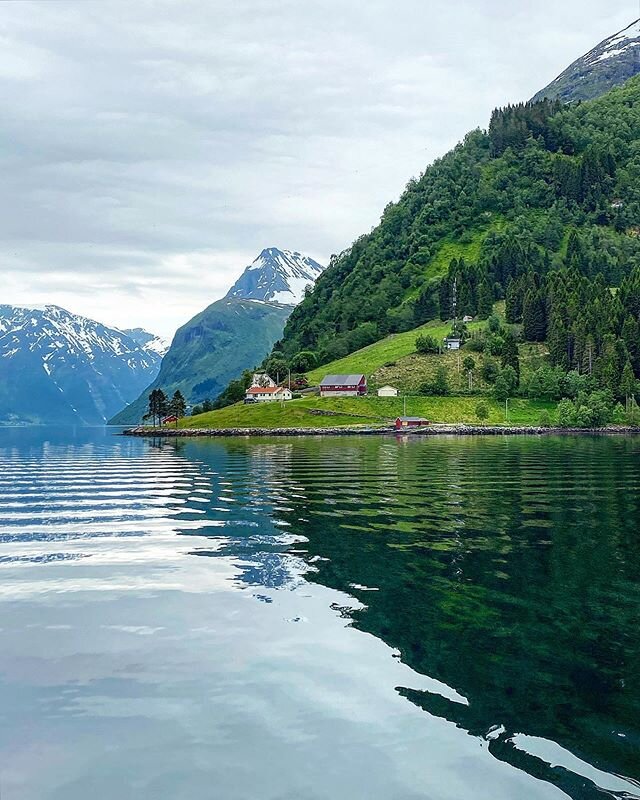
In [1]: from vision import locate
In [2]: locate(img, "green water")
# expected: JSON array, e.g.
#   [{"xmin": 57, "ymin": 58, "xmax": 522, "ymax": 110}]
[{"xmin": 0, "ymin": 428, "xmax": 638, "ymax": 798}]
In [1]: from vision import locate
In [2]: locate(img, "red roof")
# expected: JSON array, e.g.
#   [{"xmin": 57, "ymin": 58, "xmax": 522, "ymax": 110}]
[{"xmin": 246, "ymin": 385, "xmax": 285, "ymax": 395}]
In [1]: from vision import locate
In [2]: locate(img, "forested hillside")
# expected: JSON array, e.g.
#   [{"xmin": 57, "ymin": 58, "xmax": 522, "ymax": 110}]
[{"xmin": 270, "ymin": 79, "xmax": 640, "ymax": 390}]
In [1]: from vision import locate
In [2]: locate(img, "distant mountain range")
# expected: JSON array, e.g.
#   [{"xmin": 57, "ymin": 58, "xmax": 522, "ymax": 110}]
[
  {"xmin": 110, "ymin": 248, "xmax": 324, "ymax": 425},
  {"xmin": 534, "ymin": 18, "xmax": 640, "ymax": 103},
  {"xmin": 0, "ymin": 305, "xmax": 166, "ymax": 425}
]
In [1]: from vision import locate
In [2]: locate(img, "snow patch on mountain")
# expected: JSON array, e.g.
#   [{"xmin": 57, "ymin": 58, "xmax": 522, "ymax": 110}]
[
  {"xmin": 122, "ymin": 327, "xmax": 169, "ymax": 357},
  {"xmin": 226, "ymin": 247, "xmax": 324, "ymax": 304},
  {"xmin": 586, "ymin": 19, "xmax": 640, "ymax": 64},
  {"xmin": 533, "ymin": 18, "xmax": 640, "ymax": 103},
  {"xmin": 0, "ymin": 305, "xmax": 165, "ymax": 424}
]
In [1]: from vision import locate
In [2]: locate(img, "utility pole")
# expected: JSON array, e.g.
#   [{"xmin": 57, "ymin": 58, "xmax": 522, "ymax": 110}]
[
  {"xmin": 505, "ymin": 397, "xmax": 509, "ymax": 422},
  {"xmin": 403, "ymin": 395, "xmax": 407, "ymax": 416}
]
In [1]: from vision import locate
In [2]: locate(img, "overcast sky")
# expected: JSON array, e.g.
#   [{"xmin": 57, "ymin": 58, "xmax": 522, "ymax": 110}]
[{"xmin": 0, "ymin": 1, "xmax": 635, "ymax": 338}]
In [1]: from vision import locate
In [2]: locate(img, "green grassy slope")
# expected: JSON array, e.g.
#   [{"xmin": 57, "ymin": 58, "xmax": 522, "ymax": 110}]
[
  {"xmin": 177, "ymin": 394, "xmax": 554, "ymax": 430},
  {"xmin": 306, "ymin": 316, "xmax": 486, "ymax": 385}
]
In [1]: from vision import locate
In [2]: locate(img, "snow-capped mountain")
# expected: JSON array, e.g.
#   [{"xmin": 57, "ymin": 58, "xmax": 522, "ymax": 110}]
[
  {"xmin": 0, "ymin": 304, "xmax": 164, "ymax": 425},
  {"xmin": 111, "ymin": 247, "xmax": 323, "ymax": 424},
  {"xmin": 225, "ymin": 247, "xmax": 324, "ymax": 304},
  {"xmin": 123, "ymin": 327, "xmax": 169, "ymax": 357},
  {"xmin": 533, "ymin": 18, "xmax": 640, "ymax": 103}
]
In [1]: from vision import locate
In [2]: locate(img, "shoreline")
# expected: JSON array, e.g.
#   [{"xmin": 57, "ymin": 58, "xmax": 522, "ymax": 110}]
[{"xmin": 122, "ymin": 424, "xmax": 640, "ymax": 438}]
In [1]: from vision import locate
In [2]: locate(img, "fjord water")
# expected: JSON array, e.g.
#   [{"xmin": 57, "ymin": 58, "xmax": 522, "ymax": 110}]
[{"xmin": 0, "ymin": 429, "xmax": 638, "ymax": 800}]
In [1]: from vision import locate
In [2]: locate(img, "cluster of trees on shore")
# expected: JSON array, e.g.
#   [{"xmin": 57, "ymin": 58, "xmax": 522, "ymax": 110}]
[{"xmin": 144, "ymin": 388, "xmax": 186, "ymax": 426}]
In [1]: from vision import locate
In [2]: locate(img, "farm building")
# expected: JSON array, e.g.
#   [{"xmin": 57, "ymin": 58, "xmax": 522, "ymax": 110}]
[
  {"xmin": 377, "ymin": 385, "xmax": 398, "ymax": 397},
  {"xmin": 245, "ymin": 386, "xmax": 293, "ymax": 403},
  {"xmin": 444, "ymin": 337, "xmax": 461, "ymax": 351},
  {"xmin": 319, "ymin": 374, "xmax": 367, "ymax": 397},
  {"xmin": 395, "ymin": 417, "xmax": 429, "ymax": 430},
  {"xmin": 163, "ymin": 415, "xmax": 178, "ymax": 424}
]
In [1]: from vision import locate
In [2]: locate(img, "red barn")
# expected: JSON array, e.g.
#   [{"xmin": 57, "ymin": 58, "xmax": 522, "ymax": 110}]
[
  {"xmin": 395, "ymin": 416, "xmax": 429, "ymax": 430},
  {"xmin": 319, "ymin": 374, "xmax": 367, "ymax": 397}
]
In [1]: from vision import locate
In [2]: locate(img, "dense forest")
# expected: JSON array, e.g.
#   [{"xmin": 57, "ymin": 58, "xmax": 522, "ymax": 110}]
[{"xmin": 267, "ymin": 78, "xmax": 640, "ymax": 387}]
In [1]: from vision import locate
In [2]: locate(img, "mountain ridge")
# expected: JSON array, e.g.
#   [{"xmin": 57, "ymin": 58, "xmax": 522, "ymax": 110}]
[
  {"xmin": 0, "ymin": 304, "xmax": 164, "ymax": 424},
  {"xmin": 533, "ymin": 18, "xmax": 640, "ymax": 103},
  {"xmin": 225, "ymin": 247, "xmax": 324, "ymax": 304}
]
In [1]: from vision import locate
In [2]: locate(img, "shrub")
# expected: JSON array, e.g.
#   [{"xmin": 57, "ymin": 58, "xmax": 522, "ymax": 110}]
[
  {"xmin": 538, "ymin": 410, "xmax": 552, "ymax": 427},
  {"xmin": 493, "ymin": 366, "xmax": 518, "ymax": 401},
  {"xmin": 480, "ymin": 360, "xmax": 499, "ymax": 384},
  {"xmin": 475, "ymin": 402, "xmax": 489, "ymax": 422},
  {"xmin": 556, "ymin": 398, "xmax": 576, "ymax": 428},
  {"xmin": 420, "ymin": 366, "xmax": 449, "ymax": 396},
  {"xmin": 612, "ymin": 403, "xmax": 626, "ymax": 424},
  {"xmin": 466, "ymin": 337, "xmax": 485, "ymax": 353},
  {"xmin": 415, "ymin": 334, "xmax": 440, "ymax": 355}
]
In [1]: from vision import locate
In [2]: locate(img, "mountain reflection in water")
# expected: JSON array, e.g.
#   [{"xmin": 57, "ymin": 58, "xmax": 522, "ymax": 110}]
[{"xmin": 0, "ymin": 428, "xmax": 638, "ymax": 800}]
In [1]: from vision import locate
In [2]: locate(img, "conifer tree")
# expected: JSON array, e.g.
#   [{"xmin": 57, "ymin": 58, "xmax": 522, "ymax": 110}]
[
  {"xmin": 621, "ymin": 360, "xmax": 636, "ymax": 408},
  {"xmin": 477, "ymin": 280, "xmax": 494, "ymax": 319},
  {"xmin": 547, "ymin": 314, "xmax": 569, "ymax": 370},
  {"xmin": 168, "ymin": 390, "xmax": 187, "ymax": 426},
  {"xmin": 500, "ymin": 332, "xmax": 520, "ymax": 383}
]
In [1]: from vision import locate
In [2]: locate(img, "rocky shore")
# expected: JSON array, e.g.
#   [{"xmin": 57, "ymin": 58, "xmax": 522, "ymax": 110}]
[{"xmin": 122, "ymin": 424, "xmax": 640, "ymax": 438}]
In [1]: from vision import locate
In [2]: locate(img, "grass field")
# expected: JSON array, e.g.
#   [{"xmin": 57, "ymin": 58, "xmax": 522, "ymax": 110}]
[
  {"xmin": 305, "ymin": 317, "xmax": 486, "ymax": 386},
  {"xmin": 179, "ymin": 394, "xmax": 556, "ymax": 429}
]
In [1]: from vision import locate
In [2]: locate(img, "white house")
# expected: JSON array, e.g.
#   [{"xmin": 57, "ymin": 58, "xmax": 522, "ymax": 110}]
[
  {"xmin": 377, "ymin": 385, "xmax": 398, "ymax": 397},
  {"xmin": 462, "ymin": 315, "xmax": 473, "ymax": 323},
  {"xmin": 251, "ymin": 372, "xmax": 277, "ymax": 388},
  {"xmin": 245, "ymin": 385, "xmax": 292, "ymax": 403},
  {"xmin": 444, "ymin": 337, "xmax": 461, "ymax": 351}
]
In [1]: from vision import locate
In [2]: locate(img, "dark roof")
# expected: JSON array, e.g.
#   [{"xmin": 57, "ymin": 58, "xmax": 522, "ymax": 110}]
[
  {"xmin": 397, "ymin": 417, "xmax": 428, "ymax": 422},
  {"xmin": 320, "ymin": 374, "xmax": 365, "ymax": 386}
]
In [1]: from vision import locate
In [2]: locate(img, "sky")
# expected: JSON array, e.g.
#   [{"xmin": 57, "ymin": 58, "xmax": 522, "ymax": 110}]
[{"xmin": 0, "ymin": 1, "xmax": 635, "ymax": 339}]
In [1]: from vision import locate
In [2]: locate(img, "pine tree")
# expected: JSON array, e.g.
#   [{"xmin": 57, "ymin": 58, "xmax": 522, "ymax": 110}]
[
  {"xmin": 621, "ymin": 359, "xmax": 636, "ymax": 407},
  {"xmin": 522, "ymin": 289, "xmax": 547, "ymax": 342},
  {"xmin": 547, "ymin": 314, "xmax": 569, "ymax": 370},
  {"xmin": 477, "ymin": 280, "xmax": 494, "ymax": 319},
  {"xmin": 144, "ymin": 388, "xmax": 168, "ymax": 427},
  {"xmin": 621, "ymin": 316, "xmax": 640, "ymax": 376},
  {"xmin": 501, "ymin": 332, "xmax": 520, "ymax": 383},
  {"xmin": 168, "ymin": 390, "xmax": 187, "ymax": 426}
]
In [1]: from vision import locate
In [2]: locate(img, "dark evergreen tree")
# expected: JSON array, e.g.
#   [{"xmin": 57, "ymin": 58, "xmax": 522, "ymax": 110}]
[{"xmin": 501, "ymin": 332, "xmax": 520, "ymax": 383}]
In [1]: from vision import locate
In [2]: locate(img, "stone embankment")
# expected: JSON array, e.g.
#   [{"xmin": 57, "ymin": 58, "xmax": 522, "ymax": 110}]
[
  {"xmin": 123, "ymin": 425, "xmax": 390, "ymax": 437},
  {"xmin": 123, "ymin": 424, "xmax": 640, "ymax": 438}
]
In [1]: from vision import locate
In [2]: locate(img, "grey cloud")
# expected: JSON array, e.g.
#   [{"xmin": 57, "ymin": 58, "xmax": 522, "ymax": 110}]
[{"xmin": 0, "ymin": 0, "xmax": 632, "ymax": 336}]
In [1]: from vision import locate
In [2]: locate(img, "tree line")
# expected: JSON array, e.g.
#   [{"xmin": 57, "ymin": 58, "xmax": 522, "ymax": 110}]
[{"xmin": 144, "ymin": 389, "xmax": 186, "ymax": 427}]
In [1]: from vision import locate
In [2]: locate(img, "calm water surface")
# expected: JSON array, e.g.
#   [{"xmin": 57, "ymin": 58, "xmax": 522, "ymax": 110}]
[{"xmin": 0, "ymin": 427, "xmax": 638, "ymax": 800}]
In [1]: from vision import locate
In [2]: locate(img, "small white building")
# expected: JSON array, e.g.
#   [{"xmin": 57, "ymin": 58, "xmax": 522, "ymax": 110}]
[
  {"xmin": 462, "ymin": 315, "xmax": 473, "ymax": 323},
  {"xmin": 444, "ymin": 337, "xmax": 461, "ymax": 351},
  {"xmin": 245, "ymin": 386, "xmax": 292, "ymax": 403},
  {"xmin": 251, "ymin": 372, "xmax": 277, "ymax": 388},
  {"xmin": 377, "ymin": 385, "xmax": 398, "ymax": 397}
]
